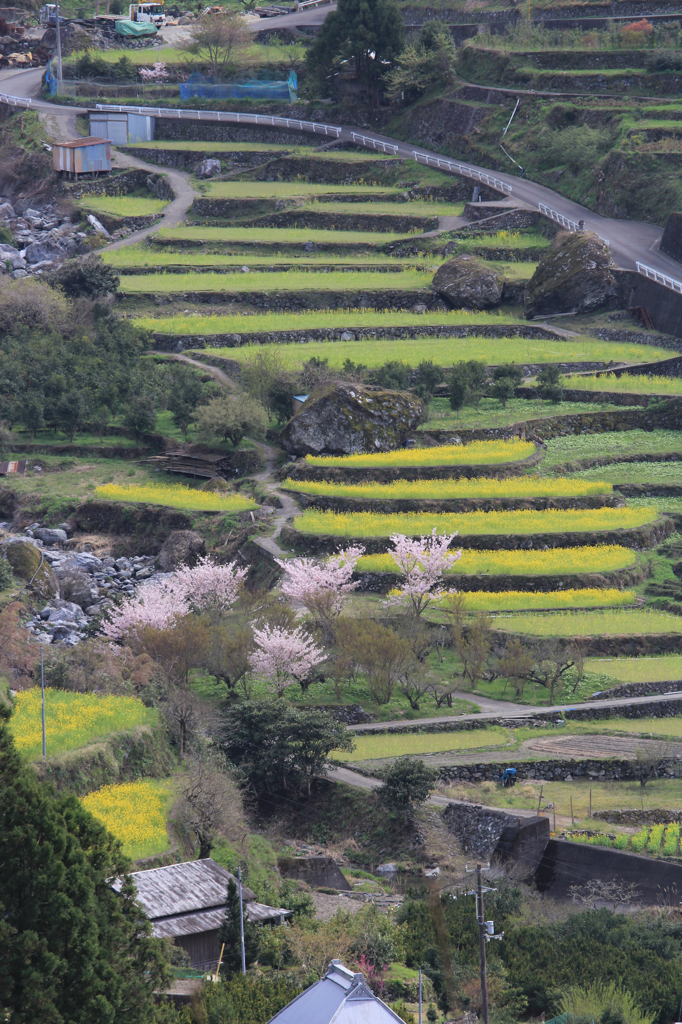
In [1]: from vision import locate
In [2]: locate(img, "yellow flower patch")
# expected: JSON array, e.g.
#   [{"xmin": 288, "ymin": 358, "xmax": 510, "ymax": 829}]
[
  {"xmin": 285, "ymin": 476, "xmax": 612, "ymax": 500},
  {"xmin": 82, "ymin": 780, "xmax": 171, "ymax": 860},
  {"xmin": 356, "ymin": 545, "xmax": 636, "ymax": 575},
  {"xmin": 304, "ymin": 439, "xmax": 535, "ymax": 468},
  {"xmin": 96, "ymin": 482, "xmax": 257, "ymax": 512}
]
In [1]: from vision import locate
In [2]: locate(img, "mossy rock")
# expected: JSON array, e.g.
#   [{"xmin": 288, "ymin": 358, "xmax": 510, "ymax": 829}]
[
  {"xmin": 432, "ymin": 254, "xmax": 503, "ymax": 310},
  {"xmin": 279, "ymin": 381, "xmax": 424, "ymax": 457},
  {"xmin": 525, "ymin": 231, "xmax": 618, "ymax": 318},
  {"xmin": 1, "ymin": 539, "xmax": 58, "ymax": 599},
  {"xmin": 200, "ymin": 476, "xmax": 233, "ymax": 493}
]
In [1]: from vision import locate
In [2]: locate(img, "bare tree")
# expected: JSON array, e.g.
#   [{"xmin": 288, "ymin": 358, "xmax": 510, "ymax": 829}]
[
  {"xmin": 495, "ymin": 638, "xmax": 535, "ymax": 699},
  {"xmin": 529, "ymin": 639, "xmax": 584, "ymax": 704},
  {"xmin": 160, "ymin": 684, "xmax": 210, "ymax": 760},
  {"xmin": 180, "ymin": 12, "xmax": 252, "ymax": 80},
  {"xmin": 452, "ymin": 613, "xmax": 493, "ymax": 691},
  {"xmin": 631, "ymin": 741, "xmax": 671, "ymax": 787},
  {"xmin": 569, "ymin": 879, "xmax": 640, "ymax": 911},
  {"xmin": 174, "ymin": 749, "xmax": 247, "ymax": 859}
]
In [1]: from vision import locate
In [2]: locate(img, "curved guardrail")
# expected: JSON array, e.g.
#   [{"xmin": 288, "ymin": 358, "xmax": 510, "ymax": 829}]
[
  {"xmin": 538, "ymin": 202, "xmax": 609, "ymax": 247},
  {"xmin": 412, "ymin": 150, "xmax": 512, "ymax": 194},
  {"xmin": 0, "ymin": 92, "xmax": 32, "ymax": 108},
  {"xmin": 95, "ymin": 104, "xmax": 342, "ymax": 138},
  {"xmin": 637, "ymin": 261, "xmax": 682, "ymax": 295}
]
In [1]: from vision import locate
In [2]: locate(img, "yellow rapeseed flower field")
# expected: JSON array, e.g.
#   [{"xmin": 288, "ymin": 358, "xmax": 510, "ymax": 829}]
[
  {"xmin": 356, "ymin": 545, "xmax": 637, "ymax": 575},
  {"xmin": 565, "ymin": 373, "xmax": 682, "ymax": 397},
  {"xmin": 82, "ymin": 780, "xmax": 172, "ymax": 860},
  {"xmin": 295, "ymin": 506, "xmax": 657, "ymax": 538},
  {"xmin": 304, "ymin": 439, "xmax": 536, "ymax": 468},
  {"xmin": 455, "ymin": 588, "xmax": 637, "ymax": 612},
  {"xmin": 96, "ymin": 482, "xmax": 257, "ymax": 512},
  {"xmin": 9, "ymin": 688, "xmax": 156, "ymax": 760},
  {"xmin": 285, "ymin": 476, "xmax": 612, "ymax": 500}
]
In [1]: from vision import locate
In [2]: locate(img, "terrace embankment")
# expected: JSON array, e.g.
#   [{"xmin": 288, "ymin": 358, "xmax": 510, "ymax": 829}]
[
  {"xmin": 282, "ymin": 449, "xmax": 543, "ymax": 484},
  {"xmin": 352, "ymin": 563, "xmax": 644, "ymax": 593},
  {"xmin": 438, "ymin": 755, "xmax": 682, "ymax": 784},
  {"xmin": 286, "ymin": 492, "xmax": 623, "ymax": 514},
  {"xmin": 121, "ymin": 287, "xmax": 439, "ymax": 312},
  {"xmin": 189, "ymin": 202, "xmax": 438, "ymax": 234},
  {"xmin": 492, "ymin": 630, "xmax": 682, "ymax": 658},
  {"xmin": 280, "ymin": 517, "xmax": 673, "ymax": 555}
]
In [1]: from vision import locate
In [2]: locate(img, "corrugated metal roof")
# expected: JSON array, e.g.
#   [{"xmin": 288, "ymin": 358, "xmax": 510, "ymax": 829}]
[
  {"xmin": 55, "ymin": 136, "xmax": 109, "ymax": 149},
  {"xmin": 246, "ymin": 902, "xmax": 292, "ymax": 924},
  {"xmin": 266, "ymin": 961, "xmax": 405, "ymax": 1024},
  {"xmin": 127, "ymin": 858, "xmax": 255, "ymax": 919},
  {"xmin": 152, "ymin": 907, "xmax": 226, "ymax": 939}
]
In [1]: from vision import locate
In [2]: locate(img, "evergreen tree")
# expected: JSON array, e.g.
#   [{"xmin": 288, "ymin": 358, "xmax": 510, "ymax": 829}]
[
  {"xmin": 218, "ymin": 878, "xmax": 260, "ymax": 976},
  {"xmin": 0, "ymin": 704, "xmax": 169, "ymax": 1024}
]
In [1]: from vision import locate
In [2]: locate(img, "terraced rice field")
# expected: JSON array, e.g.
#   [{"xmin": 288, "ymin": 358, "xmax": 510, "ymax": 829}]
[
  {"xmin": 304, "ymin": 440, "xmax": 535, "ymax": 468},
  {"xmin": 79, "ymin": 196, "xmax": 169, "ymax": 217},
  {"xmin": 585, "ymin": 655, "xmax": 682, "ymax": 682},
  {"xmin": 293, "ymin": 506, "xmax": 657, "ymax": 537},
  {"xmin": 102, "ymin": 247, "xmax": 430, "ymax": 270},
  {"xmin": 200, "ymin": 182, "xmax": 406, "ymax": 198},
  {"xmin": 542, "ymin": 429, "xmax": 682, "ymax": 467},
  {"xmin": 155, "ymin": 226, "xmax": 418, "ymax": 245},
  {"xmin": 284, "ymin": 476, "xmax": 612, "ymax": 499},
  {"xmin": 95, "ymin": 482, "xmax": 257, "ymax": 512},
  {"xmin": 568, "ymin": 462, "xmax": 682, "ymax": 485},
  {"xmin": 566, "ymin": 373, "xmax": 682, "ymax": 396},
  {"xmin": 356, "ymin": 545, "xmax": 637, "ymax": 575},
  {"xmin": 456, "ymin": 588, "xmax": 636, "ymax": 611},
  {"xmin": 120, "ymin": 269, "xmax": 434, "ymax": 294},
  {"xmin": 490, "ymin": 609, "xmax": 682, "ymax": 636}
]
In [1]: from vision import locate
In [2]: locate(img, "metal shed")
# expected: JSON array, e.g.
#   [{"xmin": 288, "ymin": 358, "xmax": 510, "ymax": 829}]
[
  {"xmin": 120, "ymin": 858, "xmax": 291, "ymax": 970},
  {"xmin": 89, "ymin": 110, "xmax": 155, "ymax": 145},
  {"xmin": 52, "ymin": 136, "xmax": 111, "ymax": 180}
]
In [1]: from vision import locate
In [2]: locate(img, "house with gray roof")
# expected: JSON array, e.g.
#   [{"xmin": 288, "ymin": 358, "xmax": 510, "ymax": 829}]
[
  {"xmin": 266, "ymin": 960, "xmax": 408, "ymax": 1023},
  {"xmin": 123, "ymin": 858, "xmax": 291, "ymax": 970}
]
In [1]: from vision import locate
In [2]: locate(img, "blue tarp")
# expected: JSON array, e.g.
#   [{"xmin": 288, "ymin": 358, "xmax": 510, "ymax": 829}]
[{"xmin": 179, "ymin": 69, "xmax": 297, "ymax": 102}]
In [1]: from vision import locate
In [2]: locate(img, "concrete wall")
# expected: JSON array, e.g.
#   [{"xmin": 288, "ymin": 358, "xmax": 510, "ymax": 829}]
[
  {"xmin": 277, "ymin": 855, "xmax": 352, "ymax": 891},
  {"xmin": 615, "ymin": 270, "xmax": 682, "ymax": 339},
  {"xmin": 535, "ymin": 839, "xmax": 682, "ymax": 905}
]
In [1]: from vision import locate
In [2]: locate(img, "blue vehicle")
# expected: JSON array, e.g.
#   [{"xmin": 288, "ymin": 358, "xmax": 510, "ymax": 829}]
[{"xmin": 500, "ymin": 768, "xmax": 517, "ymax": 788}]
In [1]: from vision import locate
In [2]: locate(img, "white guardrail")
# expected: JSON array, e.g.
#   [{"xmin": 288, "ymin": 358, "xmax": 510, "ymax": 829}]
[
  {"xmin": 538, "ymin": 202, "xmax": 610, "ymax": 246},
  {"xmin": 0, "ymin": 93, "xmax": 32, "ymax": 108},
  {"xmin": 637, "ymin": 262, "xmax": 682, "ymax": 295},
  {"xmin": 95, "ymin": 104, "xmax": 343, "ymax": 138},
  {"xmin": 351, "ymin": 132, "xmax": 398, "ymax": 154},
  {"xmin": 413, "ymin": 150, "xmax": 512, "ymax": 194}
]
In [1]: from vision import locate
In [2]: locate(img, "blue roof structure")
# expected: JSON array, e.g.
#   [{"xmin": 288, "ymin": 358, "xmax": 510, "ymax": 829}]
[{"xmin": 266, "ymin": 960, "xmax": 406, "ymax": 1023}]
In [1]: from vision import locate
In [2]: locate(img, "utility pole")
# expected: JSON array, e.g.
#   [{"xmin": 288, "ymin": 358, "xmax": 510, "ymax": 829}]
[
  {"xmin": 40, "ymin": 645, "xmax": 46, "ymax": 759},
  {"xmin": 238, "ymin": 865, "xmax": 246, "ymax": 975},
  {"xmin": 477, "ymin": 865, "xmax": 489, "ymax": 1024},
  {"xmin": 418, "ymin": 967, "xmax": 422, "ymax": 1024},
  {"xmin": 54, "ymin": 0, "xmax": 63, "ymax": 86}
]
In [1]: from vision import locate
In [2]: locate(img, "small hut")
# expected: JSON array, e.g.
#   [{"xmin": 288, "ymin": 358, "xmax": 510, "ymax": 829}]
[{"xmin": 52, "ymin": 137, "xmax": 111, "ymax": 180}]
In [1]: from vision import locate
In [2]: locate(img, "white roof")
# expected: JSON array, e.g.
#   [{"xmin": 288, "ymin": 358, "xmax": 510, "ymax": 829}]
[{"xmin": 266, "ymin": 961, "xmax": 406, "ymax": 1024}]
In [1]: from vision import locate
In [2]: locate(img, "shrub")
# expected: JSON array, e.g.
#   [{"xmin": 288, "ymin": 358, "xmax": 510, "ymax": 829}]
[
  {"xmin": 49, "ymin": 254, "xmax": 121, "ymax": 299},
  {"xmin": 378, "ymin": 756, "xmax": 437, "ymax": 816},
  {"xmin": 449, "ymin": 359, "xmax": 488, "ymax": 411},
  {"xmin": 536, "ymin": 363, "xmax": 564, "ymax": 403},
  {"xmin": 536, "ymin": 125, "xmax": 610, "ymax": 171},
  {"xmin": 193, "ymin": 392, "xmax": 268, "ymax": 446},
  {"xmin": 124, "ymin": 395, "xmax": 157, "ymax": 438},
  {"xmin": 0, "ymin": 558, "xmax": 11, "ymax": 591},
  {"xmin": 0, "ymin": 276, "xmax": 70, "ymax": 335}
]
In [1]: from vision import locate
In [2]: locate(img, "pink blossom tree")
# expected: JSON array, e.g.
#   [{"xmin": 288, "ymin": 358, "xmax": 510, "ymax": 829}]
[
  {"xmin": 173, "ymin": 556, "xmax": 247, "ymax": 620},
  {"xmin": 101, "ymin": 582, "xmax": 186, "ymax": 642},
  {"xmin": 385, "ymin": 529, "xmax": 462, "ymax": 616},
  {"xmin": 275, "ymin": 546, "xmax": 365, "ymax": 635},
  {"xmin": 249, "ymin": 625, "xmax": 325, "ymax": 697},
  {"xmin": 139, "ymin": 62, "xmax": 169, "ymax": 82}
]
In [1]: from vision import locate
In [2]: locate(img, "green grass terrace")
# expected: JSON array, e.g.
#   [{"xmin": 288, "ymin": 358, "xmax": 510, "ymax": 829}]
[
  {"xmin": 488, "ymin": 608, "xmax": 682, "ymax": 636},
  {"xmin": 118, "ymin": 269, "xmax": 435, "ymax": 294}
]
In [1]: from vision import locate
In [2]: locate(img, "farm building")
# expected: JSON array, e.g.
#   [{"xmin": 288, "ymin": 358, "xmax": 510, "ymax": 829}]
[
  {"xmin": 267, "ymin": 960, "xmax": 407, "ymax": 1023},
  {"xmin": 52, "ymin": 137, "xmax": 111, "ymax": 179},
  {"xmin": 125, "ymin": 858, "xmax": 292, "ymax": 970}
]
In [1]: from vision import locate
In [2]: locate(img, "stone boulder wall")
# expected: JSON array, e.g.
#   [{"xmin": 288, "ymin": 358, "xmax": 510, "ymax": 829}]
[
  {"xmin": 432, "ymin": 254, "xmax": 503, "ymax": 310},
  {"xmin": 155, "ymin": 530, "xmax": 206, "ymax": 571},
  {"xmin": 279, "ymin": 382, "xmax": 424, "ymax": 457},
  {"xmin": 525, "ymin": 231, "xmax": 619, "ymax": 318}
]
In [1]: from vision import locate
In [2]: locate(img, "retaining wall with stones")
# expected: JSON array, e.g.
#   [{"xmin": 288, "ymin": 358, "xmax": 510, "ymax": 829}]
[
  {"xmin": 352, "ymin": 562, "xmax": 644, "ymax": 594},
  {"xmin": 189, "ymin": 199, "xmax": 437, "ymax": 233},
  {"xmin": 438, "ymin": 757, "xmax": 682, "ymax": 784},
  {"xmin": 151, "ymin": 322, "xmax": 583, "ymax": 351},
  {"xmin": 126, "ymin": 288, "xmax": 438, "ymax": 312},
  {"xmin": 280, "ymin": 517, "xmax": 673, "ymax": 556},
  {"xmin": 593, "ymin": 808, "xmax": 682, "ymax": 824},
  {"xmin": 287, "ymin": 491, "xmax": 622, "ymax": 515},
  {"xmin": 442, "ymin": 802, "xmax": 518, "ymax": 857},
  {"xmin": 122, "ymin": 146, "xmax": 286, "ymax": 170},
  {"xmin": 591, "ymin": 679, "xmax": 682, "ymax": 699}
]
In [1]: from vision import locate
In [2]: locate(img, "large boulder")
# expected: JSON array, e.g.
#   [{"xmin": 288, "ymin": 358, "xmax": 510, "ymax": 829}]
[
  {"xmin": 55, "ymin": 567, "xmax": 98, "ymax": 609},
  {"xmin": 1, "ymin": 538, "xmax": 59, "ymax": 599},
  {"xmin": 197, "ymin": 158, "xmax": 221, "ymax": 179},
  {"xmin": 432, "ymin": 254, "xmax": 503, "ymax": 310},
  {"xmin": 279, "ymin": 382, "xmax": 424, "ymax": 457},
  {"xmin": 524, "ymin": 231, "xmax": 618, "ymax": 318},
  {"xmin": 155, "ymin": 530, "xmax": 206, "ymax": 572},
  {"xmin": 25, "ymin": 239, "xmax": 67, "ymax": 265}
]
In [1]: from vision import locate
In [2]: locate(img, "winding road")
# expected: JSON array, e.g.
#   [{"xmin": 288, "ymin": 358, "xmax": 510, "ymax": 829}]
[{"xmin": 1, "ymin": 41, "xmax": 682, "ymax": 279}]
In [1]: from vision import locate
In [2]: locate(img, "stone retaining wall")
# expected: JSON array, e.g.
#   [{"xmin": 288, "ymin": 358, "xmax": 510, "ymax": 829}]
[
  {"xmin": 442, "ymin": 802, "xmax": 517, "ymax": 857},
  {"xmin": 424, "ymin": 407, "xmax": 681, "ymax": 444},
  {"xmin": 591, "ymin": 679, "xmax": 682, "ymax": 700},
  {"xmin": 593, "ymin": 808, "xmax": 682, "ymax": 825},
  {"xmin": 493, "ymin": 632, "xmax": 682, "ymax": 659},
  {"xmin": 550, "ymin": 451, "xmax": 682, "ymax": 475},
  {"xmin": 288, "ymin": 491, "xmax": 621, "ymax": 515},
  {"xmin": 122, "ymin": 146, "xmax": 284, "ymax": 170},
  {"xmin": 437, "ymin": 757, "xmax": 682, "ymax": 784},
  {"xmin": 280, "ymin": 517, "xmax": 673, "ymax": 556},
  {"xmin": 151, "ymin": 322, "xmax": 580, "ymax": 351},
  {"xmin": 352, "ymin": 562, "xmax": 644, "ymax": 594},
  {"xmin": 190, "ymin": 199, "xmax": 436, "ymax": 233},
  {"xmin": 128, "ymin": 287, "xmax": 437, "ymax": 312},
  {"xmin": 282, "ymin": 449, "xmax": 543, "ymax": 484}
]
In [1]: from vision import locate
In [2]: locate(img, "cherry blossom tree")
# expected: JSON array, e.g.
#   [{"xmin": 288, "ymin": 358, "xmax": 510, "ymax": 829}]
[
  {"xmin": 102, "ymin": 557, "xmax": 246, "ymax": 641},
  {"xmin": 275, "ymin": 547, "xmax": 365, "ymax": 635},
  {"xmin": 385, "ymin": 529, "xmax": 462, "ymax": 616},
  {"xmin": 101, "ymin": 582, "xmax": 185, "ymax": 642},
  {"xmin": 173, "ymin": 556, "xmax": 247, "ymax": 619},
  {"xmin": 249, "ymin": 625, "xmax": 325, "ymax": 697},
  {"xmin": 139, "ymin": 62, "xmax": 169, "ymax": 83}
]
